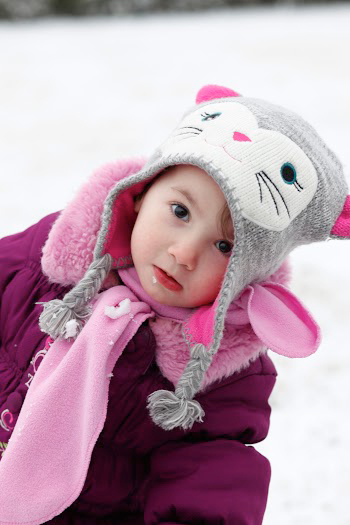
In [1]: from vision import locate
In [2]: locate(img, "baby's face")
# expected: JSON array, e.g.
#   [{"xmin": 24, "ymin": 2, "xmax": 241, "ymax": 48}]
[{"xmin": 131, "ymin": 165, "xmax": 233, "ymax": 308}]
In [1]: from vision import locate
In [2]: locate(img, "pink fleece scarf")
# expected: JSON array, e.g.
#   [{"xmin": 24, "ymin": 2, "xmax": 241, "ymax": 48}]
[{"xmin": 0, "ymin": 268, "xmax": 320, "ymax": 525}]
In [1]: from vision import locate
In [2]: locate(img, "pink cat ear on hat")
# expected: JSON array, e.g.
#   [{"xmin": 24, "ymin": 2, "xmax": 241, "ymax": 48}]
[
  {"xmin": 331, "ymin": 195, "xmax": 350, "ymax": 238},
  {"xmin": 196, "ymin": 85, "xmax": 241, "ymax": 104},
  {"xmin": 242, "ymin": 282, "xmax": 321, "ymax": 358}
]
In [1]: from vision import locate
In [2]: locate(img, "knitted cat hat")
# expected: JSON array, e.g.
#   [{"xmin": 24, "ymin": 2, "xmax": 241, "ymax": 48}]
[{"xmin": 40, "ymin": 84, "xmax": 350, "ymax": 431}]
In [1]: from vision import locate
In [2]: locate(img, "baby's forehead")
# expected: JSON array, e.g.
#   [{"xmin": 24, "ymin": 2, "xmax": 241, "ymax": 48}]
[{"xmin": 154, "ymin": 163, "xmax": 232, "ymax": 232}]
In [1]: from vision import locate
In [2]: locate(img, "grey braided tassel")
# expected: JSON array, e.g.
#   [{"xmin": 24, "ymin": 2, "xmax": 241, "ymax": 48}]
[
  {"xmin": 147, "ymin": 343, "xmax": 212, "ymax": 431},
  {"xmin": 38, "ymin": 254, "xmax": 113, "ymax": 340},
  {"xmin": 147, "ymin": 390, "xmax": 204, "ymax": 431}
]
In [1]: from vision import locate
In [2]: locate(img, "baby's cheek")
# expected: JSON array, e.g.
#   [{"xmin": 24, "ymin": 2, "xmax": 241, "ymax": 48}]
[
  {"xmin": 195, "ymin": 267, "xmax": 225, "ymax": 304},
  {"xmin": 208, "ymin": 258, "xmax": 228, "ymax": 292},
  {"xmin": 130, "ymin": 225, "xmax": 147, "ymax": 263}
]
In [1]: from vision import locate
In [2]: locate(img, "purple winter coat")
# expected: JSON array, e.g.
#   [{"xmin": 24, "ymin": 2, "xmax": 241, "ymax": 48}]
[{"xmin": 0, "ymin": 213, "xmax": 277, "ymax": 524}]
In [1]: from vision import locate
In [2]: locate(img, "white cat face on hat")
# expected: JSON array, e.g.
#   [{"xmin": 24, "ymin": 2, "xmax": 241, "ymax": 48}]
[{"xmin": 160, "ymin": 101, "xmax": 318, "ymax": 232}]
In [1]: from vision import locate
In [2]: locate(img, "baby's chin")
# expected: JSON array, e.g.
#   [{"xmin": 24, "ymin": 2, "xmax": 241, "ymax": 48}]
[
  {"xmin": 143, "ymin": 282, "xmax": 212, "ymax": 309},
  {"xmin": 143, "ymin": 283, "xmax": 188, "ymax": 307},
  {"xmin": 137, "ymin": 268, "xmax": 217, "ymax": 308}
]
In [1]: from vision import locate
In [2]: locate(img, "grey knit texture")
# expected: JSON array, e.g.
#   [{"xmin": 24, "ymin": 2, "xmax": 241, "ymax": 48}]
[
  {"xmin": 38, "ymin": 254, "xmax": 113, "ymax": 340},
  {"xmin": 41, "ymin": 93, "xmax": 348, "ymax": 431},
  {"xmin": 147, "ymin": 343, "xmax": 210, "ymax": 430}
]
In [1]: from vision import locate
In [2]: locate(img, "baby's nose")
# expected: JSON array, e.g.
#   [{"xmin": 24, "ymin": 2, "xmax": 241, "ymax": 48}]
[
  {"xmin": 169, "ymin": 242, "xmax": 199, "ymax": 271},
  {"xmin": 233, "ymin": 132, "xmax": 251, "ymax": 142}
]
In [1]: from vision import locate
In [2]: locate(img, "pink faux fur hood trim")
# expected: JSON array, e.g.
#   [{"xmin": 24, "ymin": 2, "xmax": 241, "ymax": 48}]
[
  {"xmin": 42, "ymin": 158, "xmax": 146, "ymax": 286},
  {"xmin": 150, "ymin": 317, "xmax": 266, "ymax": 392},
  {"xmin": 41, "ymin": 158, "xmax": 291, "ymax": 387}
]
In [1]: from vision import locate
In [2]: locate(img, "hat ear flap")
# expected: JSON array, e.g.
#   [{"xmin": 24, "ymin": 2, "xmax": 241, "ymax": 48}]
[
  {"xmin": 330, "ymin": 196, "xmax": 350, "ymax": 239},
  {"xmin": 196, "ymin": 85, "xmax": 241, "ymax": 105}
]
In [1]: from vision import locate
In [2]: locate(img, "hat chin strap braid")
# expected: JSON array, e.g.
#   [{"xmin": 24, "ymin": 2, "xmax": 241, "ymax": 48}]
[
  {"xmin": 38, "ymin": 254, "xmax": 113, "ymax": 340},
  {"xmin": 147, "ymin": 343, "xmax": 213, "ymax": 431}
]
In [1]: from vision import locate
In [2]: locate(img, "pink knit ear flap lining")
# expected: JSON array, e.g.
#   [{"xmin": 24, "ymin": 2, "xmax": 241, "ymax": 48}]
[
  {"xmin": 331, "ymin": 195, "xmax": 350, "ymax": 238},
  {"xmin": 196, "ymin": 85, "xmax": 241, "ymax": 104}
]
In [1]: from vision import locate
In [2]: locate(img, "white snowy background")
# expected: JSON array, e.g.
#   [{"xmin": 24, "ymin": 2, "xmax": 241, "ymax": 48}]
[{"xmin": 0, "ymin": 3, "xmax": 349, "ymax": 523}]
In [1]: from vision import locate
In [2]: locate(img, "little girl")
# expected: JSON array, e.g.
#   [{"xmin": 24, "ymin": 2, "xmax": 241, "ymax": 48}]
[{"xmin": 0, "ymin": 84, "xmax": 349, "ymax": 525}]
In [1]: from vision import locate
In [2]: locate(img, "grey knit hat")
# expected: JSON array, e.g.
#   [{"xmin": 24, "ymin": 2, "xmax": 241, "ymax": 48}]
[{"xmin": 39, "ymin": 84, "xmax": 350, "ymax": 431}]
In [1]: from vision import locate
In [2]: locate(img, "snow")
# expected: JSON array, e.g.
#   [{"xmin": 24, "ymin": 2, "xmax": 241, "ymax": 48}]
[
  {"xmin": 104, "ymin": 298, "xmax": 131, "ymax": 318},
  {"xmin": 0, "ymin": 3, "xmax": 350, "ymax": 523},
  {"xmin": 64, "ymin": 318, "xmax": 79, "ymax": 338}
]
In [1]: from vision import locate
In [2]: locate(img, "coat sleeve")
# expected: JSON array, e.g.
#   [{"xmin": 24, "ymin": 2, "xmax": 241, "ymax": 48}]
[
  {"xmin": 143, "ymin": 356, "xmax": 276, "ymax": 525},
  {"xmin": 0, "ymin": 213, "xmax": 60, "ymax": 302},
  {"xmin": 0, "ymin": 213, "xmax": 67, "ymax": 419}
]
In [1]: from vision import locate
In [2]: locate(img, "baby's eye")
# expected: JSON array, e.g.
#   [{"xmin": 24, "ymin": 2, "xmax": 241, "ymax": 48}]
[
  {"xmin": 216, "ymin": 240, "xmax": 233, "ymax": 255},
  {"xmin": 201, "ymin": 111, "xmax": 222, "ymax": 122},
  {"xmin": 171, "ymin": 204, "xmax": 189, "ymax": 221}
]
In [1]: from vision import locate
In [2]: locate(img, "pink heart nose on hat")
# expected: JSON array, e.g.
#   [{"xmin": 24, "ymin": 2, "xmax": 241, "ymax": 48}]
[{"xmin": 233, "ymin": 132, "xmax": 251, "ymax": 142}]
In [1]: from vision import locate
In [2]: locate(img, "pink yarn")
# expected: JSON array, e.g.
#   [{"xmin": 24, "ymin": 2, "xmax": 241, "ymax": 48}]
[
  {"xmin": 196, "ymin": 84, "xmax": 240, "ymax": 105},
  {"xmin": 184, "ymin": 298, "xmax": 218, "ymax": 346},
  {"xmin": 331, "ymin": 195, "xmax": 350, "ymax": 238},
  {"xmin": 233, "ymin": 131, "xmax": 251, "ymax": 142}
]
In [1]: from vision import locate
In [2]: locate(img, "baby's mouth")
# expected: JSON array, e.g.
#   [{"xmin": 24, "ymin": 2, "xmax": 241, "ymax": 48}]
[{"xmin": 153, "ymin": 266, "xmax": 183, "ymax": 292}]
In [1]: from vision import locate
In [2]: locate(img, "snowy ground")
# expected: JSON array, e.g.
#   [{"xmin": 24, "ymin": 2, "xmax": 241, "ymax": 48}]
[{"xmin": 1, "ymin": 3, "xmax": 350, "ymax": 523}]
